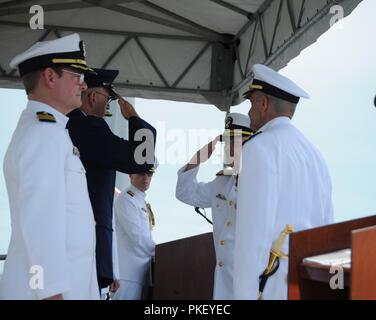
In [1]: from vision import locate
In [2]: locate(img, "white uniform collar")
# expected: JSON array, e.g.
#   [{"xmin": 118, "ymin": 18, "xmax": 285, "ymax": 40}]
[
  {"xmin": 129, "ymin": 184, "xmax": 146, "ymax": 200},
  {"xmin": 258, "ymin": 116, "xmax": 290, "ymax": 133},
  {"xmin": 27, "ymin": 99, "xmax": 69, "ymax": 127}
]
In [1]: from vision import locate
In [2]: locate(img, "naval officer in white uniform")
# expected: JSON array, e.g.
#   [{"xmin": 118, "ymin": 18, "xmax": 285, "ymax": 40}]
[
  {"xmin": 234, "ymin": 64, "xmax": 334, "ymax": 300},
  {"xmin": 113, "ymin": 167, "xmax": 156, "ymax": 300},
  {"xmin": 176, "ymin": 113, "xmax": 252, "ymax": 300},
  {"xmin": 0, "ymin": 34, "xmax": 99, "ymax": 300}
]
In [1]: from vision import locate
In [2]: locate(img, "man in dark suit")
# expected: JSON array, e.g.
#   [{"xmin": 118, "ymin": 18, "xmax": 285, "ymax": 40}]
[{"xmin": 66, "ymin": 68, "xmax": 156, "ymax": 295}]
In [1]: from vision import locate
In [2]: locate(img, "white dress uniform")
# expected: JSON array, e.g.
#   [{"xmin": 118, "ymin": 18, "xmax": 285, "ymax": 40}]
[
  {"xmin": 113, "ymin": 184, "xmax": 155, "ymax": 300},
  {"xmin": 176, "ymin": 165, "xmax": 237, "ymax": 300},
  {"xmin": 234, "ymin": 64, "xmax": 334, "ymax": 300},
  {"xmin": 0, "ymin": 101, "xmax": 98, "ymax": 300}
]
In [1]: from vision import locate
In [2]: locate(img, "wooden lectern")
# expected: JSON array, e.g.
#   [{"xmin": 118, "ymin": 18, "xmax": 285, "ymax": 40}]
[
  {"xmin": 152, "ymin": 232, "xmax": 216, "ymax": 300},
  {"xmin": 288, "ymin": 215, "xmax": 376, "ymax": 300}
]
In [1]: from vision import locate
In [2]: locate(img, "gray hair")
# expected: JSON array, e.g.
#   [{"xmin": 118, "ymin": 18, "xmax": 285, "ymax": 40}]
[
  {"xmin": 82, "ymin": 87, "xmax": 95, "ymax": 99},
  {"xmin": 265, "ymin": 93, "xmax": 297, "ymax": 115}
]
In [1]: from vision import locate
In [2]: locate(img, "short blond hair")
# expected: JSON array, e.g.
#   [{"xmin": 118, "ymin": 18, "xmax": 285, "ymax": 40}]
[
  {"xmin": 22, "ymin": 67, "xmax": 63, "ymax": 95},
  {"xmin": 22, "ymin": 70, "xmax": 41, "ymax": 95}
]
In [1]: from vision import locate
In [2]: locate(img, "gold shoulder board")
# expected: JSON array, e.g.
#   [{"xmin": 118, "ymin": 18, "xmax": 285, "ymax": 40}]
[
  {"xmin": 242, "ymin": 131, "xmax": 262, "ymax": 145},
  {"xmin": 36, "ymin": 111, "xmax": 56, "ymax": 123},
  {"xmin": 127, "ymin": 190, "xmax": 135, "ymax": 197}
]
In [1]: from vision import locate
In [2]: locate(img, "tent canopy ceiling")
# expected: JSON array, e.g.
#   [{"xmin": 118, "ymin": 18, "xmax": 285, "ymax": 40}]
[{"xmin": 0, "ymin": 0, "xmax": 362, "ymax": 110}]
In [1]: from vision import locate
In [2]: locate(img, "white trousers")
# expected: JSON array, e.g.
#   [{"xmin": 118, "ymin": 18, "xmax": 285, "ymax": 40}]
[{"xmin": 112, "ymin": 280, "xmax": 145, "ymax": 300}]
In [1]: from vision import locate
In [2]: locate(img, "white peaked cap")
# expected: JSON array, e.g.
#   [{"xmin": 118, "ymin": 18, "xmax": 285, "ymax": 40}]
[
  {"xmin": 10, "ymin": 33, "xmax": 93, "ymax": 76},
  {"xmin": 243, "ymin": 64, "xmax": 310, "ymax": 103},
  {"xmin": 225, "ymin": 112, "xmax": 250, "ymax": 129},
  {"xmin": 223, "ymin": 112, "xmax": 252, "ymax": 137}
]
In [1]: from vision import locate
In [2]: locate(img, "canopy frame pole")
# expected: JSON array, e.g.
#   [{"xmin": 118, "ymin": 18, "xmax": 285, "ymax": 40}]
[
  {"xmin": 172, "ymin": 42, "xmax": 211, "ymax": 88},
  {"xmin": 102, "ymin": 36, "xmax": 132, "ymax": 69},
  {"xmin": 231, "ymin": 0, "xmax": 342, "ymax": 95},
  {"xmin": 134, "ymin": 37, "xmax": 169, "ymax": 88}
]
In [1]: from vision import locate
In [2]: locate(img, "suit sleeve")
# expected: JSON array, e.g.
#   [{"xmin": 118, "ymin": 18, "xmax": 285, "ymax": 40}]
[
  {"xmin": 175, "ymin": 165, "xmax": 215, "ymax": 209},
  {"xmin": 114, "ymin": 196, "xmax": 156, "ymax": 257},
  {"xmin": 17, "ymin": 125, "xmax": 70, "ymax": 299},
  {"xmin": 71, "ymin": 116, "xmax": 156, "ymax": 174},
  {"xmin": 234, "ymin": 139, "xmax": 278, "ymax": 300},
  {"xmin": 112, "ymin": 214, "xmax": 120, "ymax": 280}
]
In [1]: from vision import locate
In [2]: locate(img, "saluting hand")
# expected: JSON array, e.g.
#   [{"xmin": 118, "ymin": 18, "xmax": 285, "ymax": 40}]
[
  {"xmin": 117, "ymin": 95, "xmax": 139, "ymax": 119},
  {"xmin": 185, "ymin": 135, "xmax": 221, "ymax": 171}
]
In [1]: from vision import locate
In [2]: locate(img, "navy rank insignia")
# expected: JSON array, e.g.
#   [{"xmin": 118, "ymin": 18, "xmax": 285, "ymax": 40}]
[
  {"xmin": 36, "ymin": 111, "xmax": 56, "ymax": 123},
  {"xmin": 73, "ymin": 146, "xmax": 80, "ymax": 157},
  {"xmin": 127, "ymin": 190, "xmax": 135, "ymax": 197}
]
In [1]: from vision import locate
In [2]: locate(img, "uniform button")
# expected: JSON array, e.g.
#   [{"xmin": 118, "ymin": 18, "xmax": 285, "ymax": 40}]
[
  {"xmin": 220, "ymin": 240, "xmax": 225, "ymax": 246},
  {"xmin": 226, "ymin": 221, "xmax": 232, "ymax": 227},
  {"xmin": 218, "ymin": 261, "xmax": 224, "ymax": 267}
]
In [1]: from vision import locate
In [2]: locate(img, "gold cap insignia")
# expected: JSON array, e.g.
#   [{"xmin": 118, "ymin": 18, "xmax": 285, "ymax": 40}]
[{"xmin": 225, "ymin": 116, "xmax": 233, "ymax": 129}]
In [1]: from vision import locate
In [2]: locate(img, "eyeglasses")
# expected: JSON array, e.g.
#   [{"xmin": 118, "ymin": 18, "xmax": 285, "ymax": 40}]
[
  {"xmin": 94, "ymin": 91, "xmax": 112, "ymax": 103},
  {"xmin": 62, "ymin": 69, "xmax": 85, "ymax": 84}
]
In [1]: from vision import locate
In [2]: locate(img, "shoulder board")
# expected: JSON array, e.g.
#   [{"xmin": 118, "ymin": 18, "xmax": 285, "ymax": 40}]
[
  {"xmin": 36, "ymin": 111, "xmax": 56, "ymax": 123},
  {"xmin": 127, "ymin": 190, "xmax": 135, "ymax": 197},
  {"xmin": 216, "ymin": 170, "xmax": 224, "ymax": 176},
  {"xmin": 242, "ymin": 131, "xmax": 262, "ymax": 145}
]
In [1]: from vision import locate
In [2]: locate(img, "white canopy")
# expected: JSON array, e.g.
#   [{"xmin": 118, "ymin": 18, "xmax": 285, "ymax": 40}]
[{"xmin": 0, "ymin": 0, "xmax": 362, "ymax": 110}]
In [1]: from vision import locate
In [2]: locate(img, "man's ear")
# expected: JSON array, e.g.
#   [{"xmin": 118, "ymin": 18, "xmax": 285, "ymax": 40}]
[
  {"xmin": 41, "ymin": 68, "xmax": 56, "ymax": 88},
  {"xmin": 87, "ymin": 90, "xmax": 96, "ymax": 107},
  {"xmin": 261, "ymin": 94, "xmax": 269, "ymax": 112}
]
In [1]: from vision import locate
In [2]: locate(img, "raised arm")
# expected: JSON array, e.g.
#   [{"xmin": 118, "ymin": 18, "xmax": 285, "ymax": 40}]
[{"xmin": 176, "ymin": 136, "xmax": 220, "ymax": 209}]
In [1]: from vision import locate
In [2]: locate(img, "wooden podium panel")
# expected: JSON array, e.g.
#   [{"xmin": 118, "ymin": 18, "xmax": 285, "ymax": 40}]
[
  {"xmin": 351, "ymin": 225, "xmax": 376, "ymax": 299},
  {"xmin": 152, "ymin": 232, "xmax": 216, "ymax": 300},
  {"xmin": 288, "ymin": 215, "xmax": 376, "ymax": 300}
]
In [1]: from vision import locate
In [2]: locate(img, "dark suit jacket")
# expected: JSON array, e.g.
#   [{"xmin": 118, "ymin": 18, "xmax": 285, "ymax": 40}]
[{"xmin": 66, "ymin": 109, "xmax": 156, "ymax": 288}]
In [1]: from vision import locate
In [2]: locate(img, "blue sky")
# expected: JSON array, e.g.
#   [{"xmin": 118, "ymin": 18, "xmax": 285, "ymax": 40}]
[{"xmin": 1, "ymin": 0, "xmax": 376, "ymax": 262}]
